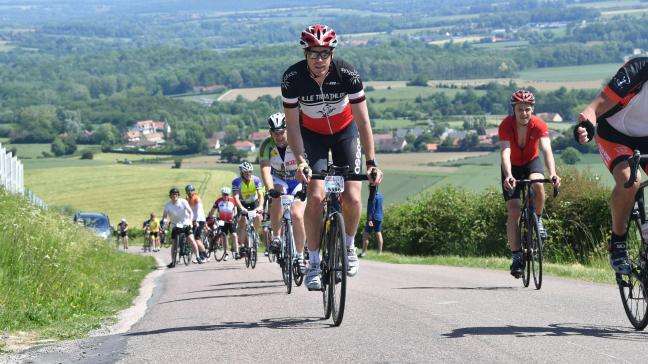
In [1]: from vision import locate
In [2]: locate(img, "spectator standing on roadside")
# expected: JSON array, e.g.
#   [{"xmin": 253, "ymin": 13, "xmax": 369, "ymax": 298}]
[{"xmin": 360, "ymin": 191, "xmax": 384, "ymax": 257}]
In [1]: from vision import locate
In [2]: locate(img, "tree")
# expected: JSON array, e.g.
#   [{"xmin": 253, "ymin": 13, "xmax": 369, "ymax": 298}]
[
  {"xmin": 220, "ymin": 145, "xmax": 247, "ymax": 163},
  {"xmin": 561, "ymin": 147, "xmax": 581, "ymax": 165},
  {"xmin": 51, "ymin": 137, "xmax": 67, "ymax": 156}
]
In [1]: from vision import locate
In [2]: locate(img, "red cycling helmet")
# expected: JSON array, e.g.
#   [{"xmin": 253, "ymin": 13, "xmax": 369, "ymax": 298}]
[
  {"xmin": 510, "ymin": 89, "xmax": 536, "ymax": 105},
  {"xmin": 300, "ymin": 24, "xmax": 338, "ymax": 49}
]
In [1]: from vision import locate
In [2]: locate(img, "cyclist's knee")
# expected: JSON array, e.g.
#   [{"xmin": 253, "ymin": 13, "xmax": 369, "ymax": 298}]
[{"xmin": 341, "ymin": 192, "xmax": 361, "ymax": 208}]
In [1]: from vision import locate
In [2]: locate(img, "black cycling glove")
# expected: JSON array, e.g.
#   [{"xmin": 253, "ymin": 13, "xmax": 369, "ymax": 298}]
[{"xmin": 573, "ymin": 120, "xmax": 595, "ymax": 143}]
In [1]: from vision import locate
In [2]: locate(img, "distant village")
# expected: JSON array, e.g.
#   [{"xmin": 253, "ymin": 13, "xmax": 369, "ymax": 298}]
[{"xmin": 116, "ymin": 111, "xmax": 565, "ymax": 156}]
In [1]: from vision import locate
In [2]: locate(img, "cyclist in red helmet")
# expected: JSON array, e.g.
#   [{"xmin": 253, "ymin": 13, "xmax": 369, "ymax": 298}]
[
  {"xmin": 282, "ymin": 24, "xmax": 383, "ymax": 291},
  {"xmin": 500, "ymin": 89, "xmax": 561, "ymax": 278},
  {"xmin": 575, "ymin": 57, "xmax": 648, "ymax": 275}
]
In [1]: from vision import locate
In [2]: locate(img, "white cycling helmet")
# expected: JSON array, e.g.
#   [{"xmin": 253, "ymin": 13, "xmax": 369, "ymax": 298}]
[
  {"xmin": 221, "ymin": 186, "xmax": 232, "ymax": 195},
  {"xmin": 267, "ymin": 112, "xmax": 286, "ymax": 131},
  {"xmin": 239, "ymin": 161, "xmax": 253, "ymax": 173}
]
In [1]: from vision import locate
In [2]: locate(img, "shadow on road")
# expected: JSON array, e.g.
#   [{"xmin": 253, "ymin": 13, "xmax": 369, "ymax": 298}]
[
  {"xmin": 159, "ymin": 291, "xmax": 283, "ymax": 304},
  {"xmin": 208, "ymin": 279, "xmax": 283, "ymax": 287},
  {"xmin": 125, "ymin": 316, "xmax": 326, "ymax": 337},
  {"xmin": 172, "ymin": 266, "xmax": 242, "ymax": 273},
  {"xmin": 443, "ymin": 323, "xmax": 648, "ymax": 341},
  {"xmin": 185, "ymin": 284, "xmax": 285, "ymax": 294},
  {"xmin": 396, "ymin": 286, "xmax": 517, "ymax": 291}
]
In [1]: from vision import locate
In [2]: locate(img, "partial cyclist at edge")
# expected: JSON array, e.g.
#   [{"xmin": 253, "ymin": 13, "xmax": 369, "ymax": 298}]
[
  {"xmin": 281, "ymin": 24, "xmax": 383, "ymax": 290},
  {"xmin": 575, "ymin": 56, "xmax": 648, "ymax": 275},
  {"xmin": 259, "ymin": 112, "xmax": 307, "ymax": 273},
  {"xmin": 231, "ymin": 161, "xmax": 265, "ymax": 260},
  {"xmin": 500, "ymin": 90, "xmax": 561, "ymax": 278}
]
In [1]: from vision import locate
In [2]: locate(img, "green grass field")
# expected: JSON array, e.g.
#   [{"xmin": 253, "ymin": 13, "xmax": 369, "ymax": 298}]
[
  {"xmin": 170, "ymin": 91, "xmax": 226, "ymax": 104},
  {"xmin": 373, "ymin": 118, "xmax": 418, "ymax": 129},
  {"xmin": 517, "ymin": 63, "xmax": 619, "ymax": 82},
  {"xmin": 25, "ymin": 163, "xmax": 235, "ymax": 225}
]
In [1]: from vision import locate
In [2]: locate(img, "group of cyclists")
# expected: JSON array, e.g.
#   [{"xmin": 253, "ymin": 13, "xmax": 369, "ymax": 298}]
[{"xmin": 127, "ymin": 23, "xmax": 648, "ymax": 288}]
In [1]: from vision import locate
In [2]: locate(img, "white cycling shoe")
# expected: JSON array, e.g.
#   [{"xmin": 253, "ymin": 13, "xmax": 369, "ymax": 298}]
[
  {"xmin": 347, "ymin": 246, "xmax": 359, "ymax": 277},
  {"xmin": 305, "ymin": 265, "xmax": 322, "ymax": 291}
]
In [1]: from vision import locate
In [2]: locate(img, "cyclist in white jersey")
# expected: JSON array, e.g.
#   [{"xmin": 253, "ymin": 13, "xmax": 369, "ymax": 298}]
[
  {"xmin": 575, "ymin": 56, "xmax": 648, "ymax": 274},
  {"xmin": 259, "ymin": 112, "xmax": 307, "ymax": 273}
]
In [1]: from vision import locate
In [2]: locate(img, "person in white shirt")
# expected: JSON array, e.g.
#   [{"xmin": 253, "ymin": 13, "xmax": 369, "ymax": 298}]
[{"xmin": 163, "ymin": 187, "xmax": 203, "ymax": 268}]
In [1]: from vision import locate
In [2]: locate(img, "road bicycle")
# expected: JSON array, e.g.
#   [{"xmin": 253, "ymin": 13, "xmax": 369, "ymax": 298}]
[
  {"xmin": 170, "ymin": 225, "xmax": 193, "ymax": 266},
  {"xmin": 241, "ymin": 210, "xmax": 259, "ymax": 269},
  {"xmin": 269, "ymin": 189, "xmax": 307, "ymax": 293},
  {"xmin": 617, "ymin": 150, "xmax": 648, "ymax": 330},
  {"xmin": 511, "ymin": 178, "xmax": 558, "ymax": 290},
  {"xmin": 309, "ymin": 165, "xmax": 377, "ymax": 326},
  {"xmin": 206, "ymin": 219, "xmax": 227, "ymax": 262}
]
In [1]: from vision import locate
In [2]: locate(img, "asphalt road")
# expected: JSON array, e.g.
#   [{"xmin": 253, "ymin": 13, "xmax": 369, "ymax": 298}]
[{"xmin": 6, "ymin": 249, "xmax": 648, "ymax": 363}]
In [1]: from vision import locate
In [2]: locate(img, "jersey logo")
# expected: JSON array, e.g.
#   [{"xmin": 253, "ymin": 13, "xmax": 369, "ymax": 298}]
[
  {"xmin": 281, "ymin": 71, "xmax": 298, "ymax": 89},
  {"xmin": 319, "ymin": 104, "xmax": 336, "ymax": 117},
  {"xmin": 326, "ymin": 81, "xmax": 338, "ymax": 85},
  {"xmin": 615, "ymin": 72, "xmax": 631, "ymax": 88},
  {"xmin": 340, "ymin": 67, "xmax": 361, "ymax": 85}
]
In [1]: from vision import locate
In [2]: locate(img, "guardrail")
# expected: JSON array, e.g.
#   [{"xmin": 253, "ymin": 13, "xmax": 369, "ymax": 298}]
[{"xmin": 0, "ymin": 143, "xmax": 47, "ymax": 209}]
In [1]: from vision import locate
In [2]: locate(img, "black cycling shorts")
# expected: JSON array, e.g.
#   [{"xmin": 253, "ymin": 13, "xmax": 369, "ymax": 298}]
[
  {"xmin": 149, "ymin": 232, "xmax": 158, "ymax": 238},
  {"xmin": 171, "ymin": 225, "xmax": 193, "ymax": 240},
  {"xmin": 118, "ymin": 231, "xmax": 127, "ymax": 238},
  {"xmin": 501, "ymin": 157, "xmax": 545, "ymax": 201},
  {"xmin": 193, "ymin": 221, "xmax": 205, "ymax": 238},
  {"xmin": 301, "ymin": 122, "xmax": 363, "ymax": 174},
  {"xmin": 221, "ymin": 222, "xmax": 236, "ymax": 235}
]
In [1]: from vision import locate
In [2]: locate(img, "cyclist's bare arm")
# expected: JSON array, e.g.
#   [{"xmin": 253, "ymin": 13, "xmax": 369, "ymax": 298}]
[
  {"xmin": 184, "ymin": 201, "xmax": 194, "ymax": 222},
  {"xmin": 540, "ymin": 137, "xmax": 561, "ymax": 187},
  {"xmin": 260, "ymin": 161, "xmax": 274, "ymax": 191},
  {"xmin": 233, "ymin": 192, "xmax": 246, "ymax": 212},
  {"xmin": 500, "ymin": 141, "xmax": 515, "ymax": 190},
  {"xmin": 351, "ymin": 101, "xmax": 383, "ymax": 185},
  {"xmin": 257, "ymin": 189, "xmax": 265, "ymax": 213},
  {"xmin": 284, "ymin": 106, "xmax": 310, "ymax": 181}
]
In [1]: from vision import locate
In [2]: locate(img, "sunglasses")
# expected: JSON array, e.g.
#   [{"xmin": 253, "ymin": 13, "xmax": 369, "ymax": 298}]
[
  {"xmin": 306, "ymin": 49, "xmax": 332, "ymax": 60},
  {"xmin": 271, "ymin": 129, "xmax": 286, "ymax": 135}
]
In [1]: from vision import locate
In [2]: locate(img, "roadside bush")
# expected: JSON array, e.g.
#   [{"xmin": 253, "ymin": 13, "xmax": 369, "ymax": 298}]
[
  {"xmin": 560, "ymin": 147, "xmax": 581, "ymax": 165},
  {"xmin": 379, "ymin": 167, "xmax": 610, "ymax": 264},
  {"xmin": 80, "ymin": 150, "xmax": 94, "ymax": 160}
]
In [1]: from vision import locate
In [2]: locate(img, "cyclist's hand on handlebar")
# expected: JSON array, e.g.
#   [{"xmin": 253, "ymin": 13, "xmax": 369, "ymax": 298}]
[
  {"xmin": 503, "ymin": 176, "xmax": 516, "ymax": 191},
  {"xmin": 551, "ymin": 175, "xmax": 561, "ymax": 188},
  {"xmin": 296, "ymin": 162, "xmax": 311, "ymax": 183},
  {"xmin": 367, "ymin": 166, "xmax": 383, "ymax": 186}
]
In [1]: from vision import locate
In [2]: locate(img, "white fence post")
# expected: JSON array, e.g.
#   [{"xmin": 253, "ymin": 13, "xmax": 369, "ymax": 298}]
[{"xmin": 0, "ymin": 146, "xmax": 5, "ymax": 187}]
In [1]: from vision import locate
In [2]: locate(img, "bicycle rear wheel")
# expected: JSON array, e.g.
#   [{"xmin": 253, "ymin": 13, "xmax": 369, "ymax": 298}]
[
  {"xmin": 329, "ymin": 212, "xmax": 347, "ymax": 326},
  {"xmin": 531, "ymin": 214, "xmax": 544, "ymax": 290},
  {"xmin": 264, "ymin": 228, "xmax": 275, "ymax": 262},
  {"xmin": 618, "ymin": 217, "xmax": 648, "ymax": 330},
  {"xmin": 321, "ymin": 231, "xmax": 331, "ymax": 320}
]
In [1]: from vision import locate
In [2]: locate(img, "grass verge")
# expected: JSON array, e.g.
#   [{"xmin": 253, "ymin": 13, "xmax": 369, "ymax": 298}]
[
  {"xmin": 360, "ymin": 251, "xmax": 614, "ymax": 284},
  {"xmin": 0, "ymin": 191, "xmax": 155, "ymax": 352}
]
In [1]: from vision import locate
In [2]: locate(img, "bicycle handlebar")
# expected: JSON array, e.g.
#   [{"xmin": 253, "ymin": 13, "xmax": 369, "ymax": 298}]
[
  {"xmin": 510, "ymin": 178, "xmax": 560, "ymax": 198},
  {"xmin": 624, "ymin": 150, "xmax": 648, "ymax": 188}
]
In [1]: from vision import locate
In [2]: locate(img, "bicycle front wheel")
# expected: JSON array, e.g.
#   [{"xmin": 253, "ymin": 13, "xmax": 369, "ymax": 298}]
[
  {"xmin": 531, "ymin": 214, "xmax": 544, "ymax": 290},
  {"xmin": 282, "ymin": 221, "xmax": 293, "ymax": 294},
  {"xmin": 214, "ymin": 234, "xmax": 226, "ymax": 262},
  {"xmin": 250, "ymin": 232, "xmax": 258, "ymax": 269},
  {"xmin": 329, "ymin": 212, "xmax": 347, "ymax": 326},
  {"xmin": 618, "ymin": 217, "xmax": 648, "ymax": 330}
]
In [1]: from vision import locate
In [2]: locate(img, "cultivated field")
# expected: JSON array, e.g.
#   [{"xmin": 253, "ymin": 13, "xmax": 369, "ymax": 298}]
[
  {"xmin": 25, "ymin": 162, "xmax": 235, "ymax": 225},
  {"xmin": 517, "ymin": 63, "xmax": 619, "ymax": 83}
]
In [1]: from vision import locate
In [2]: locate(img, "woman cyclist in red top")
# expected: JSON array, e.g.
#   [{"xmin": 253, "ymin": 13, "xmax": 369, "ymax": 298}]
[{"xmin": 500, "ymin": 90, "xmax": 561, "ymax": 278}]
